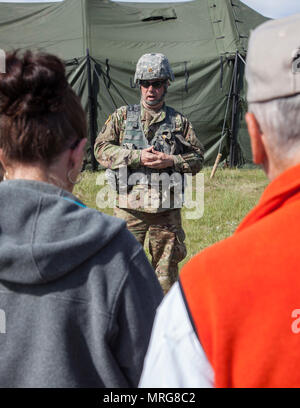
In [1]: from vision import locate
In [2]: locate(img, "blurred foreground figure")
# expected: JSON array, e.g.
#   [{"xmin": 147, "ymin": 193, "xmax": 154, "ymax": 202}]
[
  {"xmin": 140, "ymin": 14, "xmax": 300, "ymax": 388},
  {"xmin": 0, "ymin": 51, "xmax": 162, "ymax": 387}
]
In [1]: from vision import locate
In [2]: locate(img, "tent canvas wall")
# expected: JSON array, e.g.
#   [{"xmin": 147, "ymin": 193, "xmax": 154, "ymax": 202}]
[{"xmin": 0, "ymin": 0, "xmax": 268, "ymax": 168}]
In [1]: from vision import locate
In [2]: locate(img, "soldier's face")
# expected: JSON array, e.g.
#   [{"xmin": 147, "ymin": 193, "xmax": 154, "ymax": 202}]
[{"xmin": 140, "ymin": 80, "xmax": 166, "ymax": 108}]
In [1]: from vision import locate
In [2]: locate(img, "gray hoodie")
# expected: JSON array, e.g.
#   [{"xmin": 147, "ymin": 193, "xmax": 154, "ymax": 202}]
[{"xmin": 0, "ymin": 179, "xmax": 163, "ymax": 388}]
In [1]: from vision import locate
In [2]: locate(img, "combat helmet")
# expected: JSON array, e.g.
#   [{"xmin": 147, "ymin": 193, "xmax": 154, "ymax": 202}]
[{"xmin": 134, "ymin": 53, "xmax": 175, "ymax": 84}]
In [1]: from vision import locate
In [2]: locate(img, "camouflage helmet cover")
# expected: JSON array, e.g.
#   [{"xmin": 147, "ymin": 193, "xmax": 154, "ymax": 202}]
[{"xmin": 134, "ymin": 53, "xmax": 175, "ymax": 83}]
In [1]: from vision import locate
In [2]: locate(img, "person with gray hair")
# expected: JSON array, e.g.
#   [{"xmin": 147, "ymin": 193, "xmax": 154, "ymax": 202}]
[{"xmin": 139, "ymin": 13, "xmax": 300, "ymax": 388}]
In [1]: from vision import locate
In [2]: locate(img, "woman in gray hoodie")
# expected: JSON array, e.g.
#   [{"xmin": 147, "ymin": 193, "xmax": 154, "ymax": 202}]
[{"xmin": 0, "ymin": 50, "xmax": 163, "ymax": 388}]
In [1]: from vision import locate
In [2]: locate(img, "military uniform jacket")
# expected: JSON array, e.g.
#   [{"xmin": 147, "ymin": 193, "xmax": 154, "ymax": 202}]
[{"xmin": 94, "ymin": 103, "xmax": 204, "ymax": 213}]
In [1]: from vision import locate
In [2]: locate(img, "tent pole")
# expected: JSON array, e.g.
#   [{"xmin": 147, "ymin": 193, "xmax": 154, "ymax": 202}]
[
  {"xmin": 210, "ymin": 63, "xmax": 235, "ymax": 179},
  {"xmin": 229, "ymin": 52, "xmax": 239, "ymax": 168},
  {"xmin": 86, "ymin": 48, "xmax": 97, "ymax": 171}
]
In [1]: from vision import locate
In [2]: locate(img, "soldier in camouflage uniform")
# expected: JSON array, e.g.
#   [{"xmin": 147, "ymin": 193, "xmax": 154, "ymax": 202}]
[{"xmin": 94, "ymin": 53, "xmax": 204, "ymax": 293}]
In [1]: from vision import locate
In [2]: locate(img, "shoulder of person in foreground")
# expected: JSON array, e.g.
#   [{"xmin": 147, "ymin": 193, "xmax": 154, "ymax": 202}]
[
  {"xmin": 58, "ymin": 197, "xmax": 164, "ymax": 386},
  {"xmin": 138, "ymin": 218, "xmax": 263, "ymax": 388},
  {"xmin": 139, "ymin": 281, "xmax": 214, "ymax": 388}
]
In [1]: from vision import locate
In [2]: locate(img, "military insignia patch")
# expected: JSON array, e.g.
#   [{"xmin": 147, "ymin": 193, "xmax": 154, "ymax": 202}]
[
  {"xmin": 105, "ymin": 115, "xmax": 112, "ymax": 125},
  {"xmin": 101, "ymin": 115, "xmax": 112, "ymax": 133},
  {"xmin": 148, "ymin": 67, "xmax": 153, "ymax": 73}
]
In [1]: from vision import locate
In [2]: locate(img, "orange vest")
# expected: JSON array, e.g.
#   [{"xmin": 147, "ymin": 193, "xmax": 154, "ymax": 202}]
[{"xmin": 180, "ymin": 164, "xmax": 300, "ymax": 387}]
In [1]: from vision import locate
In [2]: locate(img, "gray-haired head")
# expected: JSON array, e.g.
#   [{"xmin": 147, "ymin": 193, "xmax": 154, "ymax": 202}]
[
  {"xmin": 134, "ymin": 53, "xmax": 174, "ymax": 84},
  {"xmin": 246, "ymin": 14, "xmax": 300, "ymax": 161},
  {"xmin": 246, "ymin": 13, "xmax": 300, "ymax": 103}
]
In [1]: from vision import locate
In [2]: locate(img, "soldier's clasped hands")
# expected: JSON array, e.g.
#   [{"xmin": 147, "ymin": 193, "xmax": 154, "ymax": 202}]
[{"xmin": 140, "ymin": 146, "xmax": 174, "ymax": 169}]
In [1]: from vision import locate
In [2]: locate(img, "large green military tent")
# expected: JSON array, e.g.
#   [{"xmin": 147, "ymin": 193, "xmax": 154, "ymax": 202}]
[{"xmin": 0, "ymin": 0, "xmax": 268, "ymax": 168}]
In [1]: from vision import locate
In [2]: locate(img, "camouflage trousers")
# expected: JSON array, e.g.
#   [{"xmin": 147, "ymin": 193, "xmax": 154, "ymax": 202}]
[{"xmin": 114, "ymin": 207, "xmax": 187, "ymax": 294}]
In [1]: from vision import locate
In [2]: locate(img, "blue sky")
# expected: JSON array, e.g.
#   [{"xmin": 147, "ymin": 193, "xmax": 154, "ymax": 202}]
[
  {"xmin": 240, "ymin": 0, "xmax": 300, "ymax": 18},
  {"xmin": 0, "ymin": 0, "xmax": 300, "ymax": 19}
]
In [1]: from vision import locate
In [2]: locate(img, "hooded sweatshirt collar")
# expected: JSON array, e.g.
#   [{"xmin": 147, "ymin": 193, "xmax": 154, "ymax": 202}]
[{"xmin": 0, "ymin": 179, "xmax": 125, "ymax": 285}]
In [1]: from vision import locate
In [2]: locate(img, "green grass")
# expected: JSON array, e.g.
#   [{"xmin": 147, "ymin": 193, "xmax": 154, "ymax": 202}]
[{"xmin": 74, "ymin": 167, "xmax": 269, "ymax": 269}]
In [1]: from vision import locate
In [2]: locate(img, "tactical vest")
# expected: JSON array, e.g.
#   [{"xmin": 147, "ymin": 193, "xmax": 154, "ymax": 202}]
[
  {"xmin": 122, "ymin": 104, "xmax": 178, "ymax": 154},
  {"xmin": 106, "ymin": 104, "xmax": 186, "ymax": 192}
]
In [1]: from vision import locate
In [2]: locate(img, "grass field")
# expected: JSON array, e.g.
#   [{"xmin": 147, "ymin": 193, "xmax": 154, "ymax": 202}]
[{"xmin": 74, "ymin": 167, "xmax": 269, "ymax": 269}]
